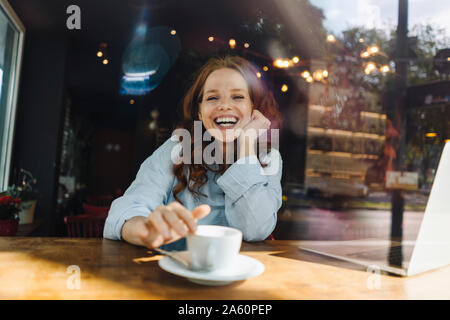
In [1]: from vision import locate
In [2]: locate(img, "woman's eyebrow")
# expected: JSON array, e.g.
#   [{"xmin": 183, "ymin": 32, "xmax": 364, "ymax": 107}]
[{"xmin": 204, "ymin": 88, "xmax": 246, "ymax": 94}]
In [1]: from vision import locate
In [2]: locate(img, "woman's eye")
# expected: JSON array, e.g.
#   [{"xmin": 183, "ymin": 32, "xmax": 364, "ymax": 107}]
[
  {"xmin": 233, "ymin": 96, "xmax": 244, "ymax": 100},
  {"xmin": 206, "ymin": 96, "xmax": 218, "ymax": 101}
]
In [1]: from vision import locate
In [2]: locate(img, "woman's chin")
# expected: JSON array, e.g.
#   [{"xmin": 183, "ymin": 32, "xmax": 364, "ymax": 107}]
[{"xmin": 207, "ymin": 128, "xmax": 239, "ymax": 143}]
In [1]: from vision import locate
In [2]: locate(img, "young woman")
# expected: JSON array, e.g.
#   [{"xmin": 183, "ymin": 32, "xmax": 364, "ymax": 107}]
[{"xmin": 103, "ymin": 56, "xmax": 283, "ymax": 250}]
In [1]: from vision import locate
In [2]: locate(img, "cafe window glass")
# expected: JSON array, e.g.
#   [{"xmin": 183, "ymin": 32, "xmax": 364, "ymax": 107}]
[{"xmin": 0, "ymin": 1, "xmax": 24, "ymax": 191}]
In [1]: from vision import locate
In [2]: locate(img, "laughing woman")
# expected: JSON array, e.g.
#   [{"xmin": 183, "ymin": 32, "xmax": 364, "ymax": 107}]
[{"xmin": 103, "ymin": 55, "xmax": 283, "ymax": 250}]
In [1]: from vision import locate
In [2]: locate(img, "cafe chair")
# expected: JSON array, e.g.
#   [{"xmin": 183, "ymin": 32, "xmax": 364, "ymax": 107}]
[
  {"xmin": 86, "ymin": 194, "xmax": 114, "ymax": 206},
  {"xmin": 64, "ymin": 202, "xmax": 110, "ymax": 238},
  {"xmin": 64, "ymin": 212, "xmax": 108, "ymax": 238},
  {"xmin": 82, "ymin": 202, "xmax": 110, "ymax": 215},
  {"xmin": 266, "ymin": 234, "xmax": 275, "ymax": 240}
]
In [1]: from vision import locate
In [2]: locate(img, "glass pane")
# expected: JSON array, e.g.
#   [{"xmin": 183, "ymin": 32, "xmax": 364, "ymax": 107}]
[{"xmin": 0, "ymin": 5, "xmax": 20, "ymax": 190}]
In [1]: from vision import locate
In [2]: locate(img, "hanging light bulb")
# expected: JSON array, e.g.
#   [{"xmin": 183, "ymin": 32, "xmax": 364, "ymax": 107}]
[
  {"xmin": 380, "ymin": 65, "xmax": 390, "ymax": 73},
  {"xmin": 301, "ymin": 70, "xmax": 311, "ymax": 79},
  {"xmin": 326, "ymin": 34, "xmax": 336, "ymax": 43},
  {"xmin": 313, "ymin": 70, "xmax": 324, "ymax": 81}
]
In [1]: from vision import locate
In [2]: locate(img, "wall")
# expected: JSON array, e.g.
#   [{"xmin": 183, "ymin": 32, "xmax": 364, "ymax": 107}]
[{"xmin": 10, "ymin": 31, "xmax": 68, "ymax": 235}]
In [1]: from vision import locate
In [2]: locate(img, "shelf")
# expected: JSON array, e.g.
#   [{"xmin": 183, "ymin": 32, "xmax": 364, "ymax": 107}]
[
  {"xmin": 307, "ymin": 126, "xmax": 385, "ymax": 140},
  {"xmin": 307, "ymin": 149, "xmax": 379, "ymax": 160},
  {"xmin": 306, "ymin": 169, "xmax": 365, "ymax": 179},
  {"xmin": 309, "ymin": 104, "xmax": 386, "ymax": 119}
]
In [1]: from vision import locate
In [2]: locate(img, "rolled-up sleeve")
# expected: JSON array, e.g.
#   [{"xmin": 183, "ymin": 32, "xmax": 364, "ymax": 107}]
[
  {"xmin": 103, "ymin": 138, "xmax": 177, "ymax": 240},
  {"xmin": 216, "ymin": 149, "xmax": 283, "ymax": 241}
]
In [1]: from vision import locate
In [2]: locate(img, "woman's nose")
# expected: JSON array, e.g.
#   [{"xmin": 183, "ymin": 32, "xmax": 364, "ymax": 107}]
[{"xmin": 218, "ymin": 98, "xmax": 233, "ymax": 110}]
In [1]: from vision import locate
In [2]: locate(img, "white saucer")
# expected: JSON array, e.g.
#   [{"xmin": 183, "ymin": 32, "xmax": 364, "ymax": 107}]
[{"xmin": 158, "ymin": 251, "xmax": 265, "ymax": 286}]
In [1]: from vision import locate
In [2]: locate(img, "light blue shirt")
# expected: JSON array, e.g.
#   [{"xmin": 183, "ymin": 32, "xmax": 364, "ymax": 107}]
[{"xmin": 103, "ymin": 136, "xmax": 283, "ymax": 250}]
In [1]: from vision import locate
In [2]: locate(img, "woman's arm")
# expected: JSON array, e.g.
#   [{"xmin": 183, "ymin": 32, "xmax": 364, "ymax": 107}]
[
  {"xmin": 216, "ymin": 149, "xmax": 283, "ymax": 241},
  {"xmin": 103, "ymin": 138, "xmax": 177, "ymax": 241}
]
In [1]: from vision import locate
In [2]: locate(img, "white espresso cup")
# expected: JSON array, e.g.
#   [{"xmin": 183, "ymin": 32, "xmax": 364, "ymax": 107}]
[{"xmin": 186, "ymin": 225, "xmax": 242, "ymax": 272}]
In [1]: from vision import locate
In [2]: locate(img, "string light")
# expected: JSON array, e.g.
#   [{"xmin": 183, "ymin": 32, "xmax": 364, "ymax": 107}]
[
  {"xmin": 208, "ymin": 36, "xmax": 214, "ymax": 42},
  {"xmin": 281, "ymin": 84, "xmax": 288, "ymax": 92},
  {"xmin": 301, "ymin": 71, "xmax": 311, "ymax": 79},
  {"xmin": 244, "ymin": 43, "xmax": 250, "ymax": 48},
  {"xmin": 102, "ymin": 59, "xmax": 109, "ymax": 65},
  {"xmin": 327, "ymin": 34, "xmax": 336, "ymax": 43},
  {"xmin": 364, "ymin": 62, "xmax": 376, "ymax": 74},
  {"xmin": 170, "ymin": 29, "xmax": 176, "ymax": 35},
  {"xmin": 97, "ymin": 51, "xmax": 103, "ymax": 57},
  {"xmin": 380, "ymin": 65, "xmax": 390, "ymax": 73},
  {"xmin": 368, "ymin": 45, "xmax": 379, "ymax": 54},
  {"xmin": 313, "ymin": 70, "xmax": 324, "ymax": 81},
  {"xmin": 256, "ymin": 72, "xmax": 262, "ymax": 78},
  {"xmin": 292, "ymin": 56, "xmax": 300, "ymax": 64},
  {"xmin": 229, "ymin": 38, "xmax": 236, "ymax": 49},
  {"xmin": 274, "ymin": 58, "xmax": 292, "ymax": 68},
  {"xmin": 263, "ymin": 66, "xmax": 269, "ymax": 71}
]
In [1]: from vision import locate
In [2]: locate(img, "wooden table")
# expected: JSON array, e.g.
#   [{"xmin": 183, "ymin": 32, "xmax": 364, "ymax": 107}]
[{"xmin": 1, "ymin": 237, "xmax": 450, "ymax": 299}]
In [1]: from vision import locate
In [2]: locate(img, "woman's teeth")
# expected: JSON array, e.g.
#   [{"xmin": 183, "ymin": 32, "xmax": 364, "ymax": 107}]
[{"xmin": 214, "ymin": 117, "xmax": 238, "ymax": 126}]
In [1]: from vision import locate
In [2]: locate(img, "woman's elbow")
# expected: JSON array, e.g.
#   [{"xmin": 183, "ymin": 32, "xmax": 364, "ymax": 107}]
[{"xmin": 242, "ymin": 213, "xmax": 277, "ymax": 242}]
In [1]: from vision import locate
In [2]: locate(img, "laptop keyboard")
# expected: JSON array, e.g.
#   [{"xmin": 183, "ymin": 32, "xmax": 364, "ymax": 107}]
[{"xmin": 347, "ymin": 245, "xmax": 406, "ymax": 267}]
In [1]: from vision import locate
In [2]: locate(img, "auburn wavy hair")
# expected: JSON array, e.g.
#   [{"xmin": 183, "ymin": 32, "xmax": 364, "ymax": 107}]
[{"xmin": 172, "ymin": 55, "xmax": 281, "ymax": 203}]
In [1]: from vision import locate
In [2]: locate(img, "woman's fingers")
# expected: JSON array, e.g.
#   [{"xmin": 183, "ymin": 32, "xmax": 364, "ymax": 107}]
[
  {"xmin": 162, "ymin": 208, "xmax": 189, "ymax": 237},
  {"xmin": 167, "ymin": 202, "xmax": 197, "ymax": 232},
  {"xmin": 253, "ymin": 110, "xmax": 271, "ymax": 128},
  {"xmin": 147, "ymin": 208, "xmax": 171, "ymax": 240},
  {"xmin": 139, "ymin": 220, "xmax": 164, "ymax": 248},
  {"xmin": 192, "ymin": 204, "xmax": 211, "ymax": 220},
  {"xmin": 252, "ymin": 109, "xmax": 264, "ymax": 119},
  {"xmin": 140, "ymin": 203, "xmax": 211, "ymax": 248}
]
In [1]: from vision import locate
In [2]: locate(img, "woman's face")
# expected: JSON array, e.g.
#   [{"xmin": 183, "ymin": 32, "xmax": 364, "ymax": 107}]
[{"xmin": 198, "ymin": 68, "xmax": 253, "ymax": 142}]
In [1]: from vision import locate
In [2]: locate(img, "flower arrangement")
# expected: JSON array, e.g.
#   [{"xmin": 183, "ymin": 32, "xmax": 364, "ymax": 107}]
[
  {"xmin": 8, "ymin": 169, "xmax": 39, "ymax": 203},
  {"xmin": 0, "ymin": 194, "xmax": 21, "ymax": 221}
]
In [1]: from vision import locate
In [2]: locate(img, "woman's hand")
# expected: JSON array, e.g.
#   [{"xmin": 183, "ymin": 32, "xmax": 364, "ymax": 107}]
[
  {"xmin": 121, "ymin": 202, "xmax": 211, "ymax": 249},
  {"xmin": 237, "ymin": 109, "xmax": 271, "ymax": 158}
]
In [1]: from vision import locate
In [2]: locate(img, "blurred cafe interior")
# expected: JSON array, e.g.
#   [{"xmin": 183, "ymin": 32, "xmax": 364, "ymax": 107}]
[{"xmin": 0, "ymin": 0, "xmax": 449, "ymax": 243}]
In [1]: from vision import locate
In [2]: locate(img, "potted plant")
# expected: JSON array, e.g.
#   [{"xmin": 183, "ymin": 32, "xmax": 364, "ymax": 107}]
[
  {"xmin": 8, "ymin": 169, "xmax": 39, "ymax": 224},
  {"xmin": 0, "ymin": 194, "xmax": 21, "ymax": 236}
]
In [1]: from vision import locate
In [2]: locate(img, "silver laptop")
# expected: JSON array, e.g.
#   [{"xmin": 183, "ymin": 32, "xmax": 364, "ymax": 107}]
[{"xmin": 299, "ymin": 141, "xmax": 450, "ymax": 277}]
